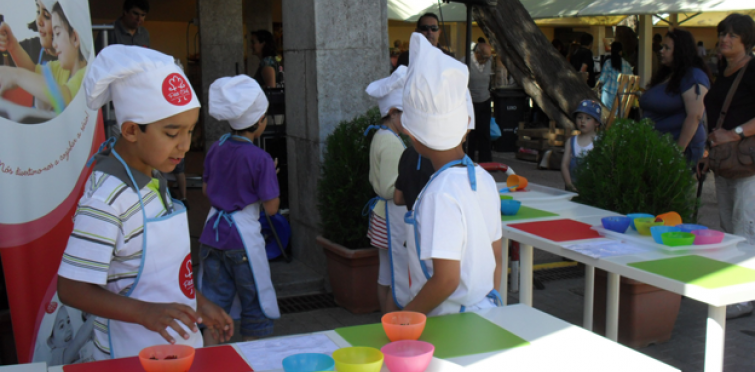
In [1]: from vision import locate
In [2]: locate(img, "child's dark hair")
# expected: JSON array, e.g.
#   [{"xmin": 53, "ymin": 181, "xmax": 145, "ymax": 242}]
[
  {"xmin": 232, "ymin": 123, "xmax": 260, "ymax": 136},
  {"xmin": 51, "ymin": 3, "xmax": 85, "ymax": 62}
]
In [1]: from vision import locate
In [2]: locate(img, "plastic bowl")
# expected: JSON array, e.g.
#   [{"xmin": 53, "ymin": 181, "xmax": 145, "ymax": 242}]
[
  {"xmin": 601, "ymin": 216, "xmax": 631, "ymax": 234},
  {"xmin": 692, "ymin": 229, "xmax": 725, "ymax": 245},
  {"xmin": 506, "ymin": 175, "xmax": 528, "ymax": 191},
  {"xmin": 282, "ymin": 353, "xmax": 335, "ymax": 372},
  {"xmin": 500, "ymin": 199, "xmax": 522, "ymax": 216},
  {"xmin": 332, "ymin": 347, "xmax": 384, "ymax": 372},
  {"xmin": 634, "ymin": 217, "xmax": 663, "ymax": 236},
  {"xmin": 381, "ymin": 340, "xmax": 435, "ymax": 372},
  {"xmin": 381, "ymin": 311, "xmax": 426, "ymax": 342},
  {"xmin": 499, "ymin": 195, "xmax": 513, "ymax": 200},
  {"xmin": 627, "ymin": 213, "xmax": 654, "ymax": 231},
  {"xmin": 661, "ymin": 232, "xmax": 696, "ymax": 247},
  {"xmin": 656, "ymin": 212, "xmax": 682, "ymax": 226},
  {"xmin": 650, "ymin": 226, "xmax": 681, "ymax": 244},
  {"xmin": 678, "ymin": 224, "xmax": 708, "ymax": 233},
  {"xmin": 138, "ymin": 345, "xmax": 195, "ymax": 372}
]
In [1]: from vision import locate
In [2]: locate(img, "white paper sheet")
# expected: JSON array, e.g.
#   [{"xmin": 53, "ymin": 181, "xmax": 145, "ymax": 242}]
[
  {"xmin": 564, "ymin": 241, "xmax": 648, "ymax": 259},
  {"xmin": 236, "ymin": 333, "xmax": 340, "ymax": 371}
]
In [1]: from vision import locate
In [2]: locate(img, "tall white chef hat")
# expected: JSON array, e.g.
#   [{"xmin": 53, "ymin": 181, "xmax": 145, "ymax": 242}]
[
  {"xmin": 402, "ymin": 33, "xmax": 469, "ymax": 150},
  {"xmin": 42, "ymin": 0, "xmax": 93, "ymax": 62},
  {"xmin": 366, "ymin": 65, "xmax": 407, "ymax": 118},
  {"xmin": 209, "ymin": 75, "xmax": 269, "ymax": 130},
  {"xmin": 83, "ymin": 45, "xmax": 200, "ymax": 129}
]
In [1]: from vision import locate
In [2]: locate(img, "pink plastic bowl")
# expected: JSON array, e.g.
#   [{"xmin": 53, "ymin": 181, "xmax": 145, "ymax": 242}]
[
  {"xmin": 380, "ymin": 340, "xmax": 434, "ymax": 372},
  {"xmin": 692, "ymin": 229, "xmax": 725, "ymax": 245}
]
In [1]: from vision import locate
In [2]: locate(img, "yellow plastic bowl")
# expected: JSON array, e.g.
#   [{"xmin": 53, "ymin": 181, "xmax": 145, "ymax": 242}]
[
  {"xmin": 332, "ymin": 347, "xmax": 384, "ymax": 372},
  {"xmin": 634, "ymin": 217, "xmax": 663, "ymax": 236}
]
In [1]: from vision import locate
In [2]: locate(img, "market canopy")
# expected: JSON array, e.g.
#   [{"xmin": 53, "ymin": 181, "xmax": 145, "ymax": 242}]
[{"xmin": 392, "ymin": 0, "xmax": 755, "ymax": 26}]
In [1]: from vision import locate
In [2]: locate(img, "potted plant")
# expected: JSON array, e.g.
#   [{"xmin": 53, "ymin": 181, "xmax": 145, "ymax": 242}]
[
  {"xmin": 575, "ymin": 118, "xmax": 697, "ymax": 348},
  {"xmin": 316, "ymin": 108, "xmax": 382, "ymax": 314}
]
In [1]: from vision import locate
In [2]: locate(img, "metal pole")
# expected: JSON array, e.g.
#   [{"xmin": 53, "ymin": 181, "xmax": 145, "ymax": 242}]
[{"xmin": 465, "ymin": 5, "xmax": 472, "ymax": 67}]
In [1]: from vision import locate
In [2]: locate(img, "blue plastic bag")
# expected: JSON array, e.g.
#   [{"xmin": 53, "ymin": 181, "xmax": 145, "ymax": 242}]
[
  {"xmin": 259, "ymin": 211, "xmax": 291, "ymax": 260},
  {"xmin": 490, "ymin": 118, "xmax": 502, "ymax": 141}
]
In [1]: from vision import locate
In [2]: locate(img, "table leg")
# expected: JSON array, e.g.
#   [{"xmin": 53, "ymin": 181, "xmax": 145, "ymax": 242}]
[
  {"xmin": 704, "ymin": 305, "xmax": 726, "ymax": 372},
  {"xmin": 583, "ymin": 265, "xmax": 595, "ymax": 331},
  {"xmin": 500, "ymin": 237, "xmax": 509, "ymax": 306},
  {"xmin": 520, "ymin": 244, "xmax": 534, "ymax": 306},
  {"xmin": 606, "ymin": 272, "xmax": 620, "ymax": 341}
]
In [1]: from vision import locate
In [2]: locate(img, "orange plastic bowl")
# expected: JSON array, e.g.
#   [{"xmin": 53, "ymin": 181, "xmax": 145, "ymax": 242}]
[
  {"xmin": 138, "ymin": 345, "xmax": 195, "ymax": 372},
  {"xmin": 656, "ymin": 212, "xmax": 682, "ymax": 227},
  {"xmin": 506, "ymin": 175, "xmax": 528, "ymax": 191},
  {"xmin": 381, "ymin": 311, "xmax": 427, "ymax": 342}
]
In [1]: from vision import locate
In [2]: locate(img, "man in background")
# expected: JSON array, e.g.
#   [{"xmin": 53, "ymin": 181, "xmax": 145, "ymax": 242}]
[{"xmin": 96, "ymin": 0, "xmax": 150, "ymax": 53}]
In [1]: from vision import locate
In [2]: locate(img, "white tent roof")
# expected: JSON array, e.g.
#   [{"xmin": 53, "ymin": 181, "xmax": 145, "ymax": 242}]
[{"xmin": 392, "ymin": 0, "xmax": 755, "ymax": 26}]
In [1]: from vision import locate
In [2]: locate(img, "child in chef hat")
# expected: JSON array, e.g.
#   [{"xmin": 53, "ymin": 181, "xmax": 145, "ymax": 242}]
[
  {"xmin": 364, "ymin": 65, "xmax": 410, "ymax": 313},
  {"xmin": 56, "ymin": 45, "xmax": 233, "ymax": 361},
  {"xmin": 199, "ymin": 75, "xmax": 281, "ymax": 343},
  {"xmin": 400, "ymin": 32, "xmax": 503, "ymax": 316}
]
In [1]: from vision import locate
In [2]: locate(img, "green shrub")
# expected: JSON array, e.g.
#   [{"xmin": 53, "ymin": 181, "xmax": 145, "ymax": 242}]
[
  {"xmin": 317, "ymin": 108, "xmax": 382, "ymax": 248},
  {"xmin": 574, "ymin": 118, "xmax": 697, "ymax": 220}
]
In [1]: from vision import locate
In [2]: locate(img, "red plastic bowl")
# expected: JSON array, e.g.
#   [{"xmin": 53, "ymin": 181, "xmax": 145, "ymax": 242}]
[
  {"xmin": 381, "ymin": 311, "xmax": 426, "ymax": 342},
  {"xmin": 381, "ymin": 340, "xmax": 434, "ymax": 372},
  {"xmin": 138, "ymin": 344, "xmax": 195, "ymax": 372},
  {"xmin": 692, "ymin": 229, "xmax": 725, "ymax": 245}
]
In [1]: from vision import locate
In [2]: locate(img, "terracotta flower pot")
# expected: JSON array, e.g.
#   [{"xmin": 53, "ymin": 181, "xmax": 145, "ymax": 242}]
[{"xmin": 317, "ymin": 236, "xmax": 380, "ymax": 314}]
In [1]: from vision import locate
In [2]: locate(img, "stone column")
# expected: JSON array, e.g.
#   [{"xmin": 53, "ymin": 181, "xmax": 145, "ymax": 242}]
[
  {"xmin": 637, "ymin": 15, "xmax": 653, "ymax": 88},
  {"xmin": 243, "ymin": 0, "xmax": 273, "ymax": 75},
  {"xmin": 591, "ymin": 26, "xmax": 605, "ymax": 58},
  {"xmin": 198, "ymin": 0, "xmax": 245, "ymax": 149},
  {"xmin": 283, "ymin": 0, "xmax": 390, "ymax": 274}
]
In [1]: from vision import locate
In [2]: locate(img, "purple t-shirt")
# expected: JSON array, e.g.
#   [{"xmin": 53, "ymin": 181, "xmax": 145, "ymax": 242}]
[{"xmin": 199, "ymin": 137, "xmax": 279, "ymax": 250}]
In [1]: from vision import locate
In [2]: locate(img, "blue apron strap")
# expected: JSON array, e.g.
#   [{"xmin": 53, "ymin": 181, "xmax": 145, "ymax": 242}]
[
  {"xmin": 212, "ymin": 210, "xmax": 235, "ymax": 242},
  {"xmin": 86, "ymin": 137, "xmax": 117, "ymax": 167},
  {"xmin": 460, "ymin": 155, "xmax": 477, "ymax": 191},
  {"xmin": 487, "ymin": 289, "xmax": 504, "ymax": 307},
  {"xmin": 417, "ymin": 155, "xmax": 422, "ymax": 170},
  {"xmin": 363, "ymin": 124, "xmax": 388, "ymax": 137},
  {"xmin": 218, "ymin": 133, "xmax": 232, "ymax": 146}
]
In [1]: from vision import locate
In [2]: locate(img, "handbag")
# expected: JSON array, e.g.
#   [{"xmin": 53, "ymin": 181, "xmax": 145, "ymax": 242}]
[
  {"xmin": 708, "ymin": 60, "xmax": 755, "ymax": 179},
  {"xmin": 490, "ymin": 118, "xmax": 502, "ymax": 141}
]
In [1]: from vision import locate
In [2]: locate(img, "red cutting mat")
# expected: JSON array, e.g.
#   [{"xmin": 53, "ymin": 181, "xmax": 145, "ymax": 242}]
[
  {"xmin": 508, "ymin": 219, "xmax": 602, "ymax": 242},
  {"xmin": 63, "ymin": 345, "xmax": 252, "ymax": 372}
]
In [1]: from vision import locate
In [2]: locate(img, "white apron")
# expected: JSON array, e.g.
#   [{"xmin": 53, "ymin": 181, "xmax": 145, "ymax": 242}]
[
  {"xmin": 108, "ymin": 150, "xmax": 202, "ymax": 359},
  {"xmin": 403, "ymin": 155, "xmax": 503, "ymax": 316}
]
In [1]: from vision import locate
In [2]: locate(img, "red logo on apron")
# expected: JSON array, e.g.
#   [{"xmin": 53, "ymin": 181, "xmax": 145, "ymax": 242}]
[
  {"xmin": 179, "ymin": 254, "xmax": 195, "ymax": 299},
  {"xmin": 162, "ymin": 73, "xmax": 192, "ymax": 106}
]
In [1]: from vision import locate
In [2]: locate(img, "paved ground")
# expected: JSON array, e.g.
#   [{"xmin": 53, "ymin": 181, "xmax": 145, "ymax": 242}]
[{"xmin": 183, "ymin": 150, "xmax": 754, "ymax": 372}]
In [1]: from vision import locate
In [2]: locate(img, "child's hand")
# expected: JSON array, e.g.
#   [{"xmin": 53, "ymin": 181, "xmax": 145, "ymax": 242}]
[
  {"xmin": 0, "ymin": 22, "xmax": 18, "ymax": 53},
  {"xmin": 197, "ymin": 297, "xmax": 234, "ymax": 343},
  {"xmin": 137, "ymin": 302, "xmax": 201, "ymax": 344},
  {"xmin": 274, "ymin": 158, "xmax": 280, "ymax": 174}
]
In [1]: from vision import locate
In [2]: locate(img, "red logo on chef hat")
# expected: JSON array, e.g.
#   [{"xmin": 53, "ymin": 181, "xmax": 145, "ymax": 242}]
[
  {"xmin": 45, "ymin": 301, "xmax": 58, "ymax": 314},
  {"xmin": 179, "ymin": 253, "xmax": 195, "ymax": 299},
  {"xmin": 162, "ymin": 73, "xmax": 192, "ymax": 106}
]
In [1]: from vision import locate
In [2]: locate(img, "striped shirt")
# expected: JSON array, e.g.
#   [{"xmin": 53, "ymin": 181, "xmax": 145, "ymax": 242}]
[{"xmin": 57, "ymin": 153, "xmax": 171, "ymax": 359}]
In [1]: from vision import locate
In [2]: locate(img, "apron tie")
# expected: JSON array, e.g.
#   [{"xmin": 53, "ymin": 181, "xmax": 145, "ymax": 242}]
[
  {"xmin": 218, "ymin": 133, "xmax": 232, "ymax": 146},
  {"xmin": 86, "ymin": 137, "xmax": 117, "ymax": 167},
  {"xmin": 460, "ymin": 155, "xmax": 477, "ymax": 191},
  {"xmin": 363, "ymin": 124, "xmax": 388, "ymax": 137},
  {"xmin": 362, "ymin": 196, "xmax": 383, "ymax": 217},
  {"xmin": 212, "ymin": 210, "xmax": 235, "ymax": 242}
]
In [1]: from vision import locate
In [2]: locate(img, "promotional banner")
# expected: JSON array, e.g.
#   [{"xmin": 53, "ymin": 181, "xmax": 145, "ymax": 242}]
[{"xmin": 0, "ymin": 0, "xmax": 103, "ymax": 364}]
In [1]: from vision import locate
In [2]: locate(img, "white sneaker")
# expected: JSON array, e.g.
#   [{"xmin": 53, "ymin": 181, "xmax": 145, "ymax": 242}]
[{"xmin": 726, "ymin": 302, "xmax": 754, "ymax": 319}]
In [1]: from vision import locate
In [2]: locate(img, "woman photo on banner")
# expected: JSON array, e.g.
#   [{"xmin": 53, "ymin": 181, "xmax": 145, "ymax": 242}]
[{"xmin": 0, "ymin": 0, "xmax": 91, "ymax": 114}]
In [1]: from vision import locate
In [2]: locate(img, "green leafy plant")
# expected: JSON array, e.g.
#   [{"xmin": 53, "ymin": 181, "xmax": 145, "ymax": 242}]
[
  {"xmin": 317, "ymin": 108, "xmax": 382, "ymax": 249},
  {"xmin": 574, "ymin": 118, "xmax": 697, "ymax": 220}
]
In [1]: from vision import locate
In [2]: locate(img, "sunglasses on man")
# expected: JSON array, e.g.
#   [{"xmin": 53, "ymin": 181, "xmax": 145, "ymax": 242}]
[{"xmin": 418, "ymin": 25, "xmax": 439, "ymax": 32}]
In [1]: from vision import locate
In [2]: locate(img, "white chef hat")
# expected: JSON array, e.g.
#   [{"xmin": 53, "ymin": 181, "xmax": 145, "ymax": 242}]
[
  {"xmin": 209, "ymin": 75, "xmax": 269, "ymax": 130},
  {"xmin": 42, "ymin": 0, "xmax": 93, "ymax": 62},
  {"xmin": 83, "ymin": 45, "xmax": 200, "ymax": 129},
  {"xmin": 366, "ymin": 65, "xmax": 407, "ymax": 118},
  {"xmin": 402, "ymin": 33, "xmax": 469, "ymax": 151}
]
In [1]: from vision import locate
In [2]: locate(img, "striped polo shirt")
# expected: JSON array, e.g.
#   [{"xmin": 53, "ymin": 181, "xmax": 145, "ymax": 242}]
[{"xmin": 57, "ymin": 151, "xmax": 172, "ymax": 359}]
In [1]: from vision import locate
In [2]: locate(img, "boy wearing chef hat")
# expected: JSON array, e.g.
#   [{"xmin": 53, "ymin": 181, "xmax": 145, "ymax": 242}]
[
  {"xmin": 56, "ymin": 45, "xmax": 233, "ymax": 361},
  {"xmin": 400, "ymin": 33, "xmax": 504, "ymax": 316},
  {"xmin": 364, "ymin": 65, "xmax": 410, "ymax": 313},
  {"xmin": 198, "ymin": 75, "xmax": 281, "ymax": 344}
]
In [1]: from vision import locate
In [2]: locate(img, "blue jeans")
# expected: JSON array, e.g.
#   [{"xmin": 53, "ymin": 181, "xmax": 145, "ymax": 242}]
[{"xmin": 200, "ymin": 244, "xmax": 273, "ymax": 337}]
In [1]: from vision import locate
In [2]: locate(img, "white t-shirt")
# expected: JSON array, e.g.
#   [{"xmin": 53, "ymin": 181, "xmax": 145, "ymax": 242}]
[{"xmin": 408, "ymin": 164, "xmax": 502, "ymax": 316}]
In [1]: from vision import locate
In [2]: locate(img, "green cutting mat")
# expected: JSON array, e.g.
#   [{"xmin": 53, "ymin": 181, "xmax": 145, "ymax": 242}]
[
  {"xmin": 628, "ymin": 255, "xmax": 755, "ymax": 289},
  {"xmin": 501, "ymin": 206, "xmax": 558, "ymax": 222},
  {"xmin": 334, "ymin": 312, "xmax": 529, "ymax": 359}
]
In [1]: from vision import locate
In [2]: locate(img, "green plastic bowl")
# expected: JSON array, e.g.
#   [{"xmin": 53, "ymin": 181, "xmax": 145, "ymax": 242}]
[
  {"xmin": 661, "ymin": 232, "xmax": 695, "ymax": 247},
  {"xmin": 634, "ymin": 217, "xmax": 663, "ymax": 236}
]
